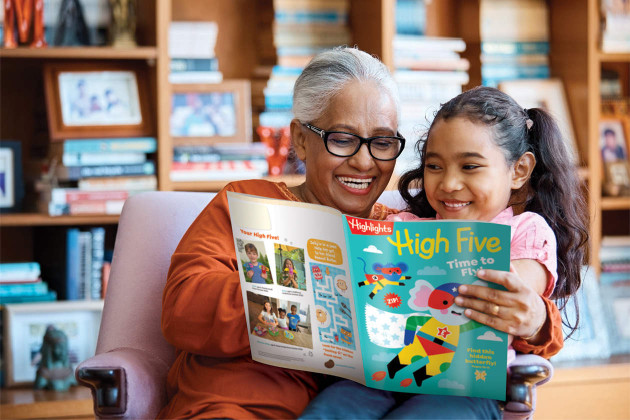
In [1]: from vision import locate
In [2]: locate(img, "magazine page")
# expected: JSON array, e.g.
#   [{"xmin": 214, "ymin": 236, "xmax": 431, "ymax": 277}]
[
  {"xmin": 227, "ymin": 192, "xmax": 365, "ymax": 383},
  {"xmin": 343, "ymin": 216, "xmax": 510, "ymax": 400}
]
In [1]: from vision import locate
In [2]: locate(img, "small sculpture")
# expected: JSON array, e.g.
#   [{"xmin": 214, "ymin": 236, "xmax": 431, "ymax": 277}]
[
  {"xmin": 3, "ymin": 0, "xmax": 47, "ymax": 48},
  {"xmin": 109, "ymin": 0, "xmax": 137, "ymax": 47},
  {"xmin": 34, "ymin": 325, "xmax": 77, "ymax": 391},
  {"xmin": 257, "ymin": 126, "xmax": 291, "ymax": 176},
  {"xmin": 53, "ymin": 0, "xmax": 90, "ymax": 46}
]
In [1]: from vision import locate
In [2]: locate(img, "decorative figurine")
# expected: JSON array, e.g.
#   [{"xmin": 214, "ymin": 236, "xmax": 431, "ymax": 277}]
[
  {"xmin": 53, "ymin": 0, "xmax": 90, "ymax": 46},
  {"xmin": 34, "ymin": 325, "xmax": 77, "ymax": 391},
  {"xmin": 109, "ymin": 0, "xmax": 137, "ymax": 47},
  {"xmin": 3, "ymin": 0, "xmax": 47, "ymax": 48},
  {"xmin": 257, "ymin": 126, "xmax": 291, "ymax": 176}
]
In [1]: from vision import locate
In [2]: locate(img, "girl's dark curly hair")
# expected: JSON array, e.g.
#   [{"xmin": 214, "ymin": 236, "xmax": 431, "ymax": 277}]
[{"xmin": 398, "ymin": 86, "xmax": 590, "ymax": 336}]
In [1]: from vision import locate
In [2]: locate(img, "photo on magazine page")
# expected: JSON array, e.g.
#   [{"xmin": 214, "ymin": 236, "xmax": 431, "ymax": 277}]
[{"xmin": 344, "ymin": 216, "xmax": 511, "ymax": 400}]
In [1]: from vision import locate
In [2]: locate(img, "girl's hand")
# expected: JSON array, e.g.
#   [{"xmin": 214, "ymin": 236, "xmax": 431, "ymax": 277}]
[
  {"xmin": 454, "ymin": 263, "xmax": 547, "ymax": 342},
  {"xmin": 246, "ymin": 270, "xmax": 254, "ymax": 278}
]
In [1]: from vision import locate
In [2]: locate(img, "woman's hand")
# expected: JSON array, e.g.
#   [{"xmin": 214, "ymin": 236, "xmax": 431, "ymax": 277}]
[{"xmin": 454, "ymin": 263, "xmax": 547, "ymax": 343}]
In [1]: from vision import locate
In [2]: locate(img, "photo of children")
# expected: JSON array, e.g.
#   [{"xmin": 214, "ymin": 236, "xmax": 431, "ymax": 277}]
[
  {"xmin": 246, "ymin": 291, "xmax": 313, "ymax": 349},
  {"xmin": 236, "ymin": 239, "xmax": 273, "ymax": 285},
  {"xmin": 274, "ymin": 243, "xmax": 306, "ymax": 290}
]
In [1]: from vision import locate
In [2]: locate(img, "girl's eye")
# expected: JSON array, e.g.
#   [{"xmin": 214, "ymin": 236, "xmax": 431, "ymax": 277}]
[
  {"xmin": 425, "ymin": 163, "xmax": 441, "ymax": 170},
  {"xmin": 463, "ymin": 164, "xmax": 480, "ymax": 170}
]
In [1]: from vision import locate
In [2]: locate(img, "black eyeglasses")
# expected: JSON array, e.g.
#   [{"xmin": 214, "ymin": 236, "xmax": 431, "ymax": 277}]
[{"xmin": 302, "ymin": 123, "xmax": 405, "ymax": 161}]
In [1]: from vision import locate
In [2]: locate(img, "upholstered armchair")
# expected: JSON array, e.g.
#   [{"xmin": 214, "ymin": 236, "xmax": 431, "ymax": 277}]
[{"xmin": 76, "ymin": 191, "xmax": 552, "ymax": 419}]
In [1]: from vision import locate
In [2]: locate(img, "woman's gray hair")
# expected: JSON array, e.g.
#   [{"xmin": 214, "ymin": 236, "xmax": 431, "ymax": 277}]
[{"xmin": 292, "ymin": 46, "xmax": 400, "ymax": 124}]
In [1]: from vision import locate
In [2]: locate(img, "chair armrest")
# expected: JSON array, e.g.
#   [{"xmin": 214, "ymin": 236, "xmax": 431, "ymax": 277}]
[
  {"xmin": 504, "ymin": 354, "xmax": 553, "ymax": 419},
  {"xmin": 76, "ymin": 347, "xmax": 171, "ymax": 419}
]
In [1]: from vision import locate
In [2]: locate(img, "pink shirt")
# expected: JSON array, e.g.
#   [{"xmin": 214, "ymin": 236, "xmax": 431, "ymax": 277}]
[{"xmin": 388, "ymin": 207, "xmax": 558, "ymax": 297}]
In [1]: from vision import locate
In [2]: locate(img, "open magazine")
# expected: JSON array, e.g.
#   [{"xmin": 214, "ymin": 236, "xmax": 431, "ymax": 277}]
[{"xmin": 227, "ymin": 191, "xmax": 510, "ymax": 400}]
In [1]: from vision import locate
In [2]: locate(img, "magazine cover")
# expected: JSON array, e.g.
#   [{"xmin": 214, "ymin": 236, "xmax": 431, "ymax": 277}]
[{"xmin": 227, "ymin": 191, "xmax": 510, "ymax": 400}]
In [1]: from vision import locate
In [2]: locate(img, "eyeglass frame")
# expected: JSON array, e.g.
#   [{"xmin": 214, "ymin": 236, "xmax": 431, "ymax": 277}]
[{"xmin": 301, "ymin": 123, "xmax": 406, "ymax": 161}]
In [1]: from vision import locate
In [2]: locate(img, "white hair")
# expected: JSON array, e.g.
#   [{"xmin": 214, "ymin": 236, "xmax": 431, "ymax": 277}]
[{"xmin": 292, "ymin": 46, "xmax": 400, "ymax": 124}]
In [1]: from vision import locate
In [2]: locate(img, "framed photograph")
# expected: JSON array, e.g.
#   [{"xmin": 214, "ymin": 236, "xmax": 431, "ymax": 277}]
[
  {"xmin": 2, "ymin": 300, "xmax": 103, "ymax": 386},
  {"xmin": 170, "ymin": 80, "xmax": 252, "ymax": 144},
  {"xmin": 551, "ymin": 267, "xmax": 610, "ymax": 363},
  {"xmin": 0, "ymin": 140, "xmax": 24, "ymax": 213},
  {"xmin": 599, "ymin": 118, "xmax": 629, "ymax": 163},
  {"xmin": 43, "ymin": 62, "xmax": 153, "ymax": 140},
  {"xmin": 498, "ymin": 79, "xmax": 579, "ymax": 164}
]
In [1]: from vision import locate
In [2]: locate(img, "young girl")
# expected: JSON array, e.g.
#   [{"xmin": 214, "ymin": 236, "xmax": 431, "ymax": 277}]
[
  {"xmin": 277, "ymin": 308, "xmax": 290, "ymax": 330},
  {"xmin": 282, "ymin": 258, "xmax": 299, "ymax": 288},
  {"xmin": 258, "ymin": 301, "xmax": 278, "ymax": 327},
  {"xmin": 300, "ymin": 87, "xmax": 589, "ymax": 419}
]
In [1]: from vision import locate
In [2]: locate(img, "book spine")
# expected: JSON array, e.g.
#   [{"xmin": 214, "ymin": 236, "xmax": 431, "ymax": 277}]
[
  {"xmin": 63, "ymin": 137, "xmax": 157, "ymax": 154},
  {"xmin": 66, "ymin": 228, "xmax": 81, "ymax": 300},
  {"xmin": 63, "ymin": 152, "xmax": 147, "ymax": 167},
  {"xmin": 68, "ymin": 200, "xmax": 126, "ymax": 215},
  {"xmin": 0, "ymin": 281, "xmax": 48, "ymax": 297},
  {"xmin": 63, "ymin": 162, "xmax": 156, "ymax": 180},
  {"xmin": 274, "ymin": 10, "xmax": 348, "ymax": 24},
  {"xmin": 0, "ymin": 262, "xmax": 41, "ymax": 282},
  {"xmin": 170, "ymin": 58, "xmax": 219, "ymax": 72},
  {"xmin": 77, "ymin": 175, "xmax": 158, "ymax": 191},
  {"xmin": 480, "ymin": 41, "xmax": 550, "ymax": 55},
  {"xmin": 0, "ymin": 290, "xmax": 57, "ymax": 304},
  {"xmin": 90, "ymin": 227, "xmax": 106, "ymax": 300},
  {"xmin": 168, "ymin": 72, "xmax": 224, "ymax": 84},
  {"xmin": 53, "ymin": 190, "xmax": 130, "ymax": 204},
  {"xmin": 78, "ymin": 231, "xmax": 93, "ymax": 300}
]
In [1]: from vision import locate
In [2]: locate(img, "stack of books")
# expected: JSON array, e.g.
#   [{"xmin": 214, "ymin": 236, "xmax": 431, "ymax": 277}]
[
  {"xmin": 601, "ymin": 1, "xmax": 630, "ymax": 53},
  {"xmin": 257, "ymin": 0, "xmax": 351, "ymax": 129},
  {"xmin": 479, "ymin": 0, "xmax": 550, "ymax": 87},
  {"xmin": 39, "ymin": 137, "xmax": 158, "ymax": 216},
  {"xmin": 391, "ymin": 1, "xmax": 469, "ymax": 175},
  {"xmin": 0, "ymin": 262, "xmax": 57, "ymax": 304},
  {"xmin": 170, "ymin": 142, "xmax": 268, "ymax": 182},
  {"xmin": 600, "ymin": 236, "xmax": 630, "ymax": 285},
  {"xmin": 168, "ymin": 21, "xmax": 223, "ymax": 84}
]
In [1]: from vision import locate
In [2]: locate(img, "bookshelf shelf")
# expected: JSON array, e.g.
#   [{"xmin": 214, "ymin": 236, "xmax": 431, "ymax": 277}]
[
  {"xmin": 0, "ymin": 213, "xmax": 120, "ymax": 227},
  {"xmin": 172, "ymin": 175, "xmax": 306, "ymax": 192},
  {"xmin": 598, "ymin": 52, "xmax": 630, "ymax": 63},
  {"xmin": 0, "ymin": 47, "xmax": 159, "ymax": 60},
  {"xmin": 601, "ymin": 196, "xmax": 630, "ymax": 211}
]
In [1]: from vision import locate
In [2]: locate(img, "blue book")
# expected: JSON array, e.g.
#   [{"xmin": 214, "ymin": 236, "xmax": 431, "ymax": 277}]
[
  {"xmin": 66, "ymin": 228, "xmax": 81, "ymax": 300},
  {"xmin": 481, "ymin": 41, "xmax": 550, "ymax": 55},
  {"xmin": 0, "ymin": 281, "xmax": 48, "ymax": 297},
  {"xmin": 481, "ymin": 64, "xmax": 550, "ymax": 79},
  {"xmin": 275, "ymin": 11, "xmax": 348, "ymax": 24},
  {"xmin": 90, "ymin": 227, "xmax": 106, "ymax": 300},
  {"xmin": 0, "ymin": 290, "xmax": 57, "ymax": 304},
  {"xmin": 170, "ymin": 58, "xmax": 219, "ymax": 72},
  {"xmin": 57, "ymin": 161, "xmax": 156, "ymax": 181},
  {"xmin": 63, "ymin": 137, "xmax": 157, "ymax": 154},
  {"xmin": 0, "ymin": 262, "xmax": 41, "ymax": 282}
]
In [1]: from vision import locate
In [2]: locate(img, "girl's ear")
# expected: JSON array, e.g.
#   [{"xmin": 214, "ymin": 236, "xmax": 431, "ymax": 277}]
[
  {"xmin": 290, "ymin": 119, "xmax": 307, "ymax": 161},
  {"xmin": 511, "ymin": 152, "xmax": 536, "ymax": 189}
]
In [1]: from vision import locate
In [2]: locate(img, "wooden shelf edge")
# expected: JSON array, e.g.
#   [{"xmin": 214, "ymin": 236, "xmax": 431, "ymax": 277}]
[
  {"xmin": 598, "ymin": 51, "xmax": 630, "ymax": 62},
  {"xmin": 0, "ymin": 46, "xmax": 159, "ymax": 60},
  {"xmin": 0, "ymin": 213, "xmax": 120, "ymax": 227},
  {"xmin": 601, "ymin": 196, "xmax": 630, "ymax": 210},
  {"xmin": 172, "ymin": 175, "xmax": 306, "ymax": 192}
]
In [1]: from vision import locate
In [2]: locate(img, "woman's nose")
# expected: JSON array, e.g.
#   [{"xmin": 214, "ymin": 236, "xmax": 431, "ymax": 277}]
[{"xmin": 347, "ymin": 144, "xmax": 375, "ymax": 171}]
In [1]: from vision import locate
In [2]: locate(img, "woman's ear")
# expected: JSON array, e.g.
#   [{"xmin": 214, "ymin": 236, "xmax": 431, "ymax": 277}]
[
  {"xmin": 290, "ymin": 119, "xmax": 307, "ymax": 161},
  {"xmin": 511, "ymin": 151, "xmax": 536, "ymax": 189}
]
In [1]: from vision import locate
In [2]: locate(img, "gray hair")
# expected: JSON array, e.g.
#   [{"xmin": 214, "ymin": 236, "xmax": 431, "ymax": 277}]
[{"xmin": 292, "ymin": 46, "xmax": 400, "ymax": 124}]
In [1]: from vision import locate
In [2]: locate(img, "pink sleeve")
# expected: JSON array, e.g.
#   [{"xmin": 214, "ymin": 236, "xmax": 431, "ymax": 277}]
[
  {"xmin": 385, "ymin": 211, "xmax": 428, "ymax": 221},
  {"xmin": 509, "ymin": 212, "xmax": 558, "ymax": 297}
]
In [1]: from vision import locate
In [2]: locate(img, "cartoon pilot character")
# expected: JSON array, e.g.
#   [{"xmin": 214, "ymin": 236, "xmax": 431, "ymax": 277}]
[
  {"xmin": 387, "ymin": 281, "xmax": 481, "ymax": 387},
  {"xmin": 357, "ymin": 258, "xmax": 411, "ymax": 299}
]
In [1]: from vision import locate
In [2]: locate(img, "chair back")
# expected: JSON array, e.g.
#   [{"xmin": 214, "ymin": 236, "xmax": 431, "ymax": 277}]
[{"xmin": 95, "ymin": 191, "xmax": 216, "ymax": 367}]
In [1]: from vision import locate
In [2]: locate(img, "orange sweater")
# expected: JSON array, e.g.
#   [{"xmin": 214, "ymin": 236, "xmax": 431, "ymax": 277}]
[
  {"xmin": 159, "ymin": 180, "xmax": 396, "ymax": 419},
  {"xmin": 159, "ymin": 179, "xmax": 563, "ymax": 419}
]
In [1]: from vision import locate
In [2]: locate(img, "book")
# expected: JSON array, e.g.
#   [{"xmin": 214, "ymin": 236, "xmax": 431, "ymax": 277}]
[
  {"xmin": 170, "ymin": 160, "xmax": 268, "ymax": 182},
  {"xmin": 169, "ymin": 21, "xmax": 218, "ymax": 59},
  {"xmin": 61, "ymin": 137, "xmax": 157, "ymax": 154},
  {"xmin": 0, "ymin": 281, "xmax": 48, "ymax": 297},
  {"xmin": 65, "ymin": 228, "xmax": 81, "ymax": 300},
  {"xmin": 77, "ymin": 175, "xmax": 157, "ymax": 191},
  {"xmin": 78, "ymin": 231, "xmax": 93, "ymax": 299},
  {"xmin": 47, "ymin": 199, "xmax": 126, "ymax": 216},
  {"xmin": 227, "ymin": 192, "xmax": 510, "ymax": 400},
  {"xmin": 0, "ymin": 290, "xmax": 57, "ymax": 304},
  {"xmin": 479, "ymin": 0, "xmax": 549, "ymax": 42},
  {"xmin": 54, "ymin": 161, "xmax": 156, "ymax": 181},
  {"xmin": 480, "ymin": 41, "xmax": 550, "ymax": 56},
  {"xmin": 170, "ymin": 58, "xmax": 220, "ymax": 72},
  {"xmin": 90, "ymin": 227, "xmax": 106, "ymax": 300},
  {"xmin": 62, "ymin": 151, "xmax": 147, "ymax": 167},
  {"xmin": 0, "ymin": 262, "xmax": 41, "ymax": 283},
  {"xmin": 168, "ymin": 71, "xmax": 224, "ymax": 84}
]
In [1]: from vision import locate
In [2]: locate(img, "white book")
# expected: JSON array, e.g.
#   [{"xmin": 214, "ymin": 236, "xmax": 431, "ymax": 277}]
[
  {"xmin": 168, "ymin": 72, "xmax": 224, "ymax": 84},
  {"xmin": 169, "ymin": 21, "xmax": 218, "ymax": 58},
  {"xmin": 63, "ymin": 152, "xmax": 147, "ymax": 166}
]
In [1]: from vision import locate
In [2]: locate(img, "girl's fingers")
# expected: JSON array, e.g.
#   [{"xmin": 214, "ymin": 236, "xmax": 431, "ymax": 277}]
[{"xmin": 462, "ymin": 308, "xmax": 513, "ymax": 335}]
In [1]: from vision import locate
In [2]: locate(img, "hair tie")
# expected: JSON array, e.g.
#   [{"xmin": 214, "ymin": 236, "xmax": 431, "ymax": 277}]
[{"xmin": 523, "ymin": 108, "xmax": 533, "ymax": 130}]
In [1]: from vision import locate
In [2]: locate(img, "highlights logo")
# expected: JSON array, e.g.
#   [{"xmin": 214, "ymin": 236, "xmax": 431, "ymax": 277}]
[{"xmin": 346, "ymin": 216, "xmax": 393, "ymax": 236}]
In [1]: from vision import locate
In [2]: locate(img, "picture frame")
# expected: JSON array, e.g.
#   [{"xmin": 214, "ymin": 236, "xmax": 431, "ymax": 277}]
[
  {"xmin": 0, "ymin": 140, "xmax": 24, "ymax": 213},
  {"xmin": 43, "ymin": 62, "xmax": 153, "ymax": 141},
  {"xmin": 2, "ymin": 300, "xmax": 103, "ymax": 386},
  {"xmin": 599, "ymin": 118, "xmax": 629, "ymax": 163},
  {"xmin": 498, "ymin": 79, "xmax": 579, "ymax": 164},
  {"xmin": 551, "ymin": 267, "xmax": 611, "ymax": 363},
  {"xmin": 170, "ymin": 80, "xmax": 252, "ymax": 145}
]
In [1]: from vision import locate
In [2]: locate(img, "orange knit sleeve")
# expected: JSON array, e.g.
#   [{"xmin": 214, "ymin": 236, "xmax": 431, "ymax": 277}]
[{"xmin": 512, "ymin": 296, "xmax": 563, "ymax": 358}]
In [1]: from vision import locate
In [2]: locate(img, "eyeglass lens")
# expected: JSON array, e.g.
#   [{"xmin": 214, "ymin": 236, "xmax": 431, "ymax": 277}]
[{"xmin": 326, "ymin": 132, "xmax": 402, "ymax": 160}]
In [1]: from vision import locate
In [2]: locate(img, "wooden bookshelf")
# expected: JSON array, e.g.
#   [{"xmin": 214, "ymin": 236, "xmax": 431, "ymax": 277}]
[
  {"xmin": 0, "ymin": 214, "xmax": 120, "ymax": 227},
  {"xmin": 0, "ymin": 46, "xmax": 158, "ymax": 60},
  {"xmin": 0, "ymin": 386, "xmax": 94, "ymax": 419}
]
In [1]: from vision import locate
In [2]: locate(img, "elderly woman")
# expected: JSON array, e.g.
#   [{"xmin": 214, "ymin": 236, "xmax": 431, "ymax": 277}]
[{"xmin": 158, "ymin": 46, "xmax": 402, "ymax": 419}]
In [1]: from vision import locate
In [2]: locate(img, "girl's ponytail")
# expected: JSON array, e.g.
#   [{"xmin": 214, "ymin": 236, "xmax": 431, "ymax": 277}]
[{"xmin": 524, "ymin": 108, "xmax": 589, "ymax": 332}]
